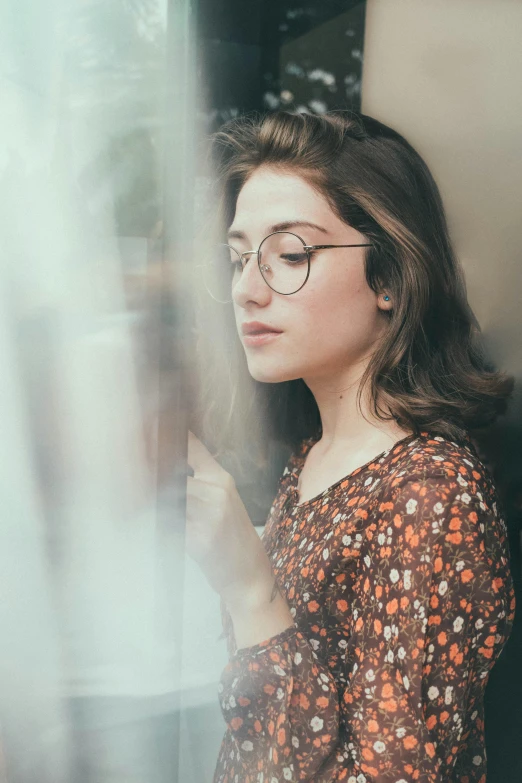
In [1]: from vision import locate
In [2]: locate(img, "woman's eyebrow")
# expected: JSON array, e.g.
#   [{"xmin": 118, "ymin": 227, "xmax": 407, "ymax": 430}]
[{"xmin": 227, "ymin": 220, "xmax": 329, "ymax": 242}]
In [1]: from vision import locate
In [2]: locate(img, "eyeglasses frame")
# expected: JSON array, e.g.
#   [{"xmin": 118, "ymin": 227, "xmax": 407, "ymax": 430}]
[{"xmin": 199, "ymin": 230, "xmax": 374, "ymax": 303}]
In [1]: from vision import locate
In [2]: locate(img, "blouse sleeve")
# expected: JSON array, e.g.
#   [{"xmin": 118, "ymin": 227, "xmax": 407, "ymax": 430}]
[
  {"xmin": 217, "ymin": 470, "xmax": 515, "ymax": 783},
  {"xmin": 217, "ymin": 621, "xmax": 340, "ymax": 781},
  {"xmin": 339, "ymin": 470, "xmax": 515, "ymax": 781}
]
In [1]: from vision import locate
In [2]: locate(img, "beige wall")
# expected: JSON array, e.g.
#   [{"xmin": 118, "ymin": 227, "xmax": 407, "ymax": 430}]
[{"xmin": 362, "ymin": 0, "xmax": 522, "ymax": 417}]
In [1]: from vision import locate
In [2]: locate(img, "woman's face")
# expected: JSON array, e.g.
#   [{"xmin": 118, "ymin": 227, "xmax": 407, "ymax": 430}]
[{"xmin": 229, "ymin": 166, "xmax": 390, "ymax": 384}]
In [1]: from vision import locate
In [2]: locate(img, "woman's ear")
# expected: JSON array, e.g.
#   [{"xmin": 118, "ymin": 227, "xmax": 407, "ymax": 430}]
[{"xmin": 378, "ymin": 293, "xmax": 393, "ymax": 311}]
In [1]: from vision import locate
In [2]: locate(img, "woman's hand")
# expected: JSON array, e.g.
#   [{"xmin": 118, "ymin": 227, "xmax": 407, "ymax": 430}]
[{"xmin": 185, "ymin": 430, "xmax": 274, "ymax": 603}]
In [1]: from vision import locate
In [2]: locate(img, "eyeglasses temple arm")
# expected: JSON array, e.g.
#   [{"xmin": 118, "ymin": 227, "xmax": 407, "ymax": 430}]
[{"xmin": 304, "ymin": 243, "xmax": 373, "ymax": 250}]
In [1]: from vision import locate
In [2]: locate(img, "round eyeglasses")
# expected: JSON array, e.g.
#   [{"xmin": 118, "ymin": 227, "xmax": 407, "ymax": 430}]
[{"xmin": 197, "ymin": 231, "xmax": 374, "ymax": 304}]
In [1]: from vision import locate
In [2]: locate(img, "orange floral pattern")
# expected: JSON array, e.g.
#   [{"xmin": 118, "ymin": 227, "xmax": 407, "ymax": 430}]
[{"xmin": 213, "ymin": 431, "xmax": 515, "ymax": 782}]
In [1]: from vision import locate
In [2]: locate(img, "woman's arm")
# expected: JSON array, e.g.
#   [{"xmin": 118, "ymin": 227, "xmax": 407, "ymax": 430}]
[
  {"xmin": 218, "ymin": 622, "xmax": 340, "ymax": 781},
  {"xmin": 221, "ymin": 560, "xmax": 295, "ymax": 650},
  {"xmin": 337, "ymin": 472, "xmax": 515, "ymax": 780},
  {"xmin": 216, "ymin": 470, "xmax": 515, "ymax": 782}
]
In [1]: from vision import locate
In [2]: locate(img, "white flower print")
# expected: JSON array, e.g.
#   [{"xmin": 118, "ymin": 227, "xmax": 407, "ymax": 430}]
[
  {"xmin": 445, "ymin": 686, "xmax": 453, "ymax": 704},
  {"xmin": 396, "ymin": 727, "xmax": 407, "ymax": 738},
  {"xmin": 291, "ymin": 735, "xmax": 299, "ymax": 748},
  {"xmin": 406, "ymin": 498, "xmax": 418, "ymax": 514},
  {"xmin": 438, "ymin": 580, "xmax": 448, "ymax": 596},
  {"xmin": 378, "ymin": 532, "xmax": 386, "ymax": 545},
  {"xmin": 428, "ymin": 686, "xmax": 439, "ymax": 700},
  {"xmin": 365, "ymin": 669, "xmax": 375, "ymax": 681},
  {"xmin": 342, "ymin": 535, "xmax": 352, "ymax": 545},
  {"xmin": 384, "ymin": 626, "xmax": 392, "ymax": 640},
  {"xmin": 475, "ymin": 618, "xmax": 484, "ymax": 629},
  {"xmin": 294, "ymin": 652, "xmax": 303, "ymax": 664},
  {"xmin": 283, "ymin": 768, "xmax": 293, "ymax": 780},
  {"xmin": 403, "ymin": 675, "xmax": 410, "ymax": 690},
  {"xmin": 433, "ymin": 502, "xmax": 444, "ymax": 515},
  {"xmin": 373, "ymin": 741, "xmax": 386, "ymax": 753},
  {"xmin": 397, "ymin": 646, "xmax": 406, "ymax": 659},
  {"xmin": 461, "ymin": 492, "xmax": 471, "ymax": 505},
  {"xmin": 274, "ymin": 665, "xmax": 286, "ymax": 676},
  {"xmin": 390, "ymin": 568, "xmax": 400, "ymax": 583},
  {"xmin": 241, "ymin": 740, "xmax": 254, "ymax": 751},
  {"xmin": 310, "ymin": 716, "xmax": 324, "ymax": 732},
  {"xmin": 322, "ymin": 548, "xmax": 329, "ymax": 560},
  {"xmin": 453, "ymin": 616, "xmax": 464, "ymax": 632},
  {"xmin": 472, "ymin": 756, "xmax": 483, "ymax": 766},
  {"xmin": 403, "ymin": 570, "xmax": 412, "ymax": 589},
  {"xmin": 455, "ymin": 560, "xmax": 465, "ymax": 572}
]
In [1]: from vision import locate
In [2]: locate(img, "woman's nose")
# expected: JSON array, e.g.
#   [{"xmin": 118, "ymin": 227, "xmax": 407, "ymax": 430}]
[{"xmin": 232, "ymin": 251, "xmax": 271, "ymax": 303}]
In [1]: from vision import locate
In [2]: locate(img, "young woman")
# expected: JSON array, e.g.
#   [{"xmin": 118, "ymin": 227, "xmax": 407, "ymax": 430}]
[{"xmin": 185, "ymin": 110, "xmax": 516, "ymax": 783}]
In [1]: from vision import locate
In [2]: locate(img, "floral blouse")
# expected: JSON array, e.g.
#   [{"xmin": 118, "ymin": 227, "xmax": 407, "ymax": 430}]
[{"xmin": 212, "ymin": 430, "xmax": 515, "ymax": 783}]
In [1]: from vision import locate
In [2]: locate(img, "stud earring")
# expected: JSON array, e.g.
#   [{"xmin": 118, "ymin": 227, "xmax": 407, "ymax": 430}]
[{"xmin": 383, "ymin": 295, "xmax": 390, "ymax": 301}]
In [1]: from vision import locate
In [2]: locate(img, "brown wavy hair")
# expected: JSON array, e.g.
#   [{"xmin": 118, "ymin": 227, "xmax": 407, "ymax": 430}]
[{"xmin": 190, "ymin": 109, "xmax": 515, "ymax": 489}]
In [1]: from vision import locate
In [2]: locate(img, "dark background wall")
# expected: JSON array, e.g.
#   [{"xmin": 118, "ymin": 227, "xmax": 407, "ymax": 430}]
[{"xmin": 197, "ymin": 0, "xmax": 366, "ymax": 133}]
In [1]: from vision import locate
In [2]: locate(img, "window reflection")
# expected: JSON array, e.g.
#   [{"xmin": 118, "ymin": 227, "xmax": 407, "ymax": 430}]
[{"xmin": 198, "ymin": 0, "xmax": 366, "ymax": 133}]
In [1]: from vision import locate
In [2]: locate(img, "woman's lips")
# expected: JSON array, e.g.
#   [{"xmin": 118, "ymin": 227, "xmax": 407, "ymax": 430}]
[{"xmin": 243, "ymin": 331, "xmax": 282, "ymax": 347}]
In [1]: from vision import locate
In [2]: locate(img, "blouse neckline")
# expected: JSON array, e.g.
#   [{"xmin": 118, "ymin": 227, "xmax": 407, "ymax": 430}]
[
  {"xmin": 284, "ymin": 429, "xmax": 479, "ymax": 511},
  {"xmin": 285, "ymin": 430, "xmax": 422, "ymax": 511}
]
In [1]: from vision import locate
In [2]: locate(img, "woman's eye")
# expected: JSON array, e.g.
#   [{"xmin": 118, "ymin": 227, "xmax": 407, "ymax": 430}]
[{"xmin": 281, "ymin": 253, "xmax": 308, "ymax": 265}]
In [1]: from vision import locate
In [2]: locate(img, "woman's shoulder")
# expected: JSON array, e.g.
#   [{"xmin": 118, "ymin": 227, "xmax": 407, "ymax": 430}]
[
  {"xmin": 379, "ymin": 429, "xmax": 496, "ymax": 497},
  {"xmin": 372, "ymin": 430, "xmax": 511, "ymax": 560}
]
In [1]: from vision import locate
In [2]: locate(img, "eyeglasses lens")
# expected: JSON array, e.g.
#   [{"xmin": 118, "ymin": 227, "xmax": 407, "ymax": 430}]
[{"xmin": 201, "ymin": 232, "xmax": 309, "ymax": 303}]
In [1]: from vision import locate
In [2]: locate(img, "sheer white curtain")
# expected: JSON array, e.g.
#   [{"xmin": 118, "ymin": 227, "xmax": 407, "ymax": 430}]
[{"xmin": 0, "ymin": 1, "xmax": 226, "ymax": 781}]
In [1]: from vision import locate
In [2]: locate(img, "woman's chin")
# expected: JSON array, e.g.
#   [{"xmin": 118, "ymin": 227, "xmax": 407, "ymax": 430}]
[
  {"xmin": 248, "ymin": 361, "xmax": 289, "ymax": 383},
  {"xmin": 246, "ymin": 361, "xmax": 296, "ymax": 384}
]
